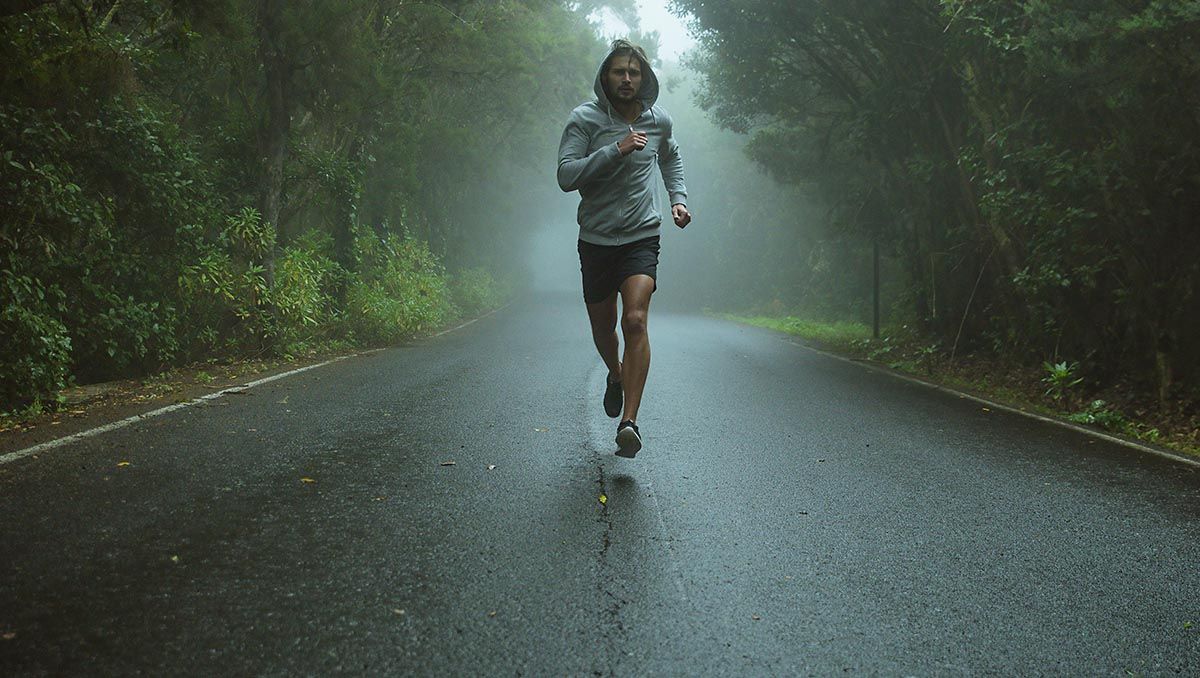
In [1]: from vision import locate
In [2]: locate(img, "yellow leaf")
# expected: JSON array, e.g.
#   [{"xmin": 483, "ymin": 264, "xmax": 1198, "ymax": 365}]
[
  {"xmin": 599, "ymin": 494, "xmax": 607, "ymax": 505},
  {"xmin": 170, "ymin": 555, "xmax": 180, "ymax": 564},
  {"xmin": 116, "ymin": 461, "xmax": 131, "ymax": 467},
  {"xmin": 487, "ymin": 465, "xmax": 497, "ymax": 471},
  {"xmin": 534, "ymin": 427, "xmax": 549, "ymax": 432},
  {"xmin": 440, "ymin": 460, "xmax": 456, "ymax": 466},
  {"xmin": 300, "ymin": 477, "xmax": 316, "ymax": 483}
]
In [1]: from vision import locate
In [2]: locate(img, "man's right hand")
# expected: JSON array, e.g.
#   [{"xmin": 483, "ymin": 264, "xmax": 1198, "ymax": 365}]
[{"xmin": 617, "ymin": 129, "xmax": 648, "ymax": 156}]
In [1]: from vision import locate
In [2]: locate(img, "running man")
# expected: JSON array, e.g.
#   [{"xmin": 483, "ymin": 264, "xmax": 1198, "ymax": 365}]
[{"xmin": 557, "ymin": 40, "xmax": 691, "ymax": 458}]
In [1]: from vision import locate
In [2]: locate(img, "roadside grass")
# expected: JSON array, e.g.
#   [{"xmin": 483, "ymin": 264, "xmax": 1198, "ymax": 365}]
[
  {"xmin": 721, "ymin": 312, "xmax": 1200, "ymax": 459},
  {"xmin": 722, "ymin": 314, "xmax": 874, "ymax": 347},
  {"xmin": 0, "ymin": 289, "xmax": 512, "ymax": 436}
]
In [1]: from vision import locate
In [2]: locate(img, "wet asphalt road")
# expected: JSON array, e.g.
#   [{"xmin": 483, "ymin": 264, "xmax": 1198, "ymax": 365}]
[{"xmin": 2, "ymin": 290, "xmax": 1199, "ymax": 676}]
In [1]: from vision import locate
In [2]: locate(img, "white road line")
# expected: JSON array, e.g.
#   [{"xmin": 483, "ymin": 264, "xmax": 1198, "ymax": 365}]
[
  {"xmin": 0, "ymin": 356, "xmax": 350, "ymax": 466},
  {"xmin": 431, "ymin": 301, "xmax": 510, "ymax": 337},
  {"xmin": 1, "ymin": 304, "xmax": 510, "ymax": 466},
  {"xmin": 778, "ymin": 337, "xmax": 1200, "ymax": 470}
]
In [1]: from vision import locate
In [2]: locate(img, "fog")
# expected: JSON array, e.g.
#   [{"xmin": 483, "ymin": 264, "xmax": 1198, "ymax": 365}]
[
  {"xmin": 7, "ymin": 0, "xmax": 1195, "ymax": 410},
  {"xmin": 525, "ymin": 56, "xmax": 830, "ymax": 316}
]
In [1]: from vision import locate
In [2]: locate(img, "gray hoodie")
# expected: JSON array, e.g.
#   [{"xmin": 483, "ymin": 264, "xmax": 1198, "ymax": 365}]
[{"xmin": 557, "ymin": 49, "xmax": 687, "ymax": 246}]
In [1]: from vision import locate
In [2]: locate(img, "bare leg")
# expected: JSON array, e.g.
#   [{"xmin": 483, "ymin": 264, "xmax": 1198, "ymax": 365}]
[
  {"xmin": 618, "ymin": 274, "xmax": 655, "ymax": 422},
  {"xmin": 585, "ymin": 292, "xmax": 621, "ymax": 382}
]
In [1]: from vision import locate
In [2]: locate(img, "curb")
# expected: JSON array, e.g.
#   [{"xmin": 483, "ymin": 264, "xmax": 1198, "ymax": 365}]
[{"xmin": 775, "ymin": 335, "xmax": 1200, "ymax": 470}]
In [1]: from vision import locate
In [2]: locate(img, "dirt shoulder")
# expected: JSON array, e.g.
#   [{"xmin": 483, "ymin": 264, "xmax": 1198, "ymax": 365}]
[
  {"xmin": 0, "ymin": 349, "xmax": 366, "ymax": 458},
  {"xmin": 725, "ymin": 314, "xmax": 1200, "ymax": 461},
  {"xmin": 0, "ymin": 304, "xmax": 510, "ymax": 460}
]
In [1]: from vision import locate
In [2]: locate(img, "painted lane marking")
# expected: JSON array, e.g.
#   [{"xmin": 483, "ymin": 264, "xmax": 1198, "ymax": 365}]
[
  {"xmin": 1, "ymin": 304, "xmax": 511, "ymax": 466},
  {"xmin": 0, "ymin": 356, "xmax": 352, "ymax": 465},
  {"xmin": 776, "ymin": 336, "xmax": 1200, "ymax": 470}
]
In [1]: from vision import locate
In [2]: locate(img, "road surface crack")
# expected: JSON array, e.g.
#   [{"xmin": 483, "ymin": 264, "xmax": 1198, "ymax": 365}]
[{"xmin": 591, "ymin": 450, "xmax": 627, "ymax": 675}]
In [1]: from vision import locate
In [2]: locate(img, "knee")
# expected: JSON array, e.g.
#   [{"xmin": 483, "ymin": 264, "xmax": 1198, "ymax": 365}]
[
  {"xmin": 621, "ymin": 309, "xmax": 648, "ymax": 336},
  {"xmin": 590, "ymin": 316, "xmax": 617, "ymax": 338}
]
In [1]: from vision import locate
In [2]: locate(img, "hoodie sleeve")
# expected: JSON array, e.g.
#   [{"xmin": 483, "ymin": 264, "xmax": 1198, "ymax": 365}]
[
  {"xmin": 656, "ymin": 110, "xmax": 687, "ymax": 207},
  {"xmin": 557, "ymin": 113, "xmax": 622, "ymax": 193}
]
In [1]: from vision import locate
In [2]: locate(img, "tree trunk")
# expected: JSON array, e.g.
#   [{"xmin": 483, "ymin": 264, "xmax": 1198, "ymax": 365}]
[
  {"xmin": 332, "ymin": 140, "xmax": 364, "ymax": 307},
  {"xmin": 256, "ymin": 0, "xmax": 289, "ymax": 291}
]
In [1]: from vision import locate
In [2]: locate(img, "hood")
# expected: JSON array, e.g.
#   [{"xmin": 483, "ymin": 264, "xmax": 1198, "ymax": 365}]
[{"xmin": 593, "ymin": 46, "xmax": 659, "ymax": 112}]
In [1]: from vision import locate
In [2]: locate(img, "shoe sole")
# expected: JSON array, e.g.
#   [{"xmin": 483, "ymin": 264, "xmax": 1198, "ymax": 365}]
[
  {"xmin": 615, "ymin": 427, "xmax": 642, "ymax": 458},
  {"xmin": 604, "ymin": 382, "xmax": 622, "ymax": 418}
]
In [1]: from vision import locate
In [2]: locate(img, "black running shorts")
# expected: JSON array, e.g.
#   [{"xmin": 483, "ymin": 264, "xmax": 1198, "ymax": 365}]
[{"xmin": 577, "ymin": 235, "xmax": 660, "ymax": 304}]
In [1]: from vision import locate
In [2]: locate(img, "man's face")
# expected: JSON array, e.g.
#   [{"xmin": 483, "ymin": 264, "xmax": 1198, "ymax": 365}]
[{"xmin": 605, "ymin": 55, "xmax": 643, "ymax": 104}]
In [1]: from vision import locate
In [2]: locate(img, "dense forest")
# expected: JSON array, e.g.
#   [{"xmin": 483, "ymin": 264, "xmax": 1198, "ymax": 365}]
[
  {"xmin": 4, "ymin": 0, "xmax": 1199, "ymax": 431},
  {"xmin": 675, "ymin": 0, "xmax": 1200, "ymax": 413},
  {"xmin": 1, "ymin": 0, "xmax": 628, "ymax": 409}
]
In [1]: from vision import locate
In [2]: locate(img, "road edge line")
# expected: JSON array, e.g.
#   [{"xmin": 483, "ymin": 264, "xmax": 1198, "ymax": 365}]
[
  {"xmin": 431, "ymin": 301, "xmax": 511, "ymax": 338},
  {"xmin": 0, "ymin": 356, "xmax": 356, "ymax": 466},
  {"xmin": 778, "ymin": 337, "xmax": 1200, "ymax": 470},
  {"xmin": 0, "ymin": 302, "xmax": 511, "ymax": 466}
]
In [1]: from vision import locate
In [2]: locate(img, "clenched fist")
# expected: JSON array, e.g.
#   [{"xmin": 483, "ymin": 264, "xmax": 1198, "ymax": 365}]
[
  {"xmin": 618, "ymin": 128, "xmax": 648, "ymax": 156},
  {"xmin": 672, "ymin": 203, "xmax": 691, "ymax": 228}
]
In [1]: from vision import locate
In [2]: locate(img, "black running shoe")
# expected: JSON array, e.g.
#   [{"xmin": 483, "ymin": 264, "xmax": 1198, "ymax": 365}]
[
  {"xmin": 615, "ymin": 420, "xmax": 642, "ymax": 458},
  {"xmin": 604, "ymin": 375, "xmax": 623, "ymax": 418}
]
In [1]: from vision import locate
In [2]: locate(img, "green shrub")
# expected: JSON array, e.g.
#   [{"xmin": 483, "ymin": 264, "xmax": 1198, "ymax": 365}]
[
  {"xmin": 1068, "ymin": 400, "xmax": 1135, "ymax": 435},
  {"xmin": 1042, "ymin": 360, "xmax": 1084, "ymax": 403},
  {"xmin": 177, "ymin": 208, "xmax": 273, "ymax": 355},
  {"xmin": 346, "ymin": 230, "xmax": 455, "ymax": 344},
  {"xmin": 0, "ymin": 272, "xmax": 73, "ymax": 409},
  {"xmin": 450, "ymin": 267, "xmax": 509, "ymax": 318},
  {"xmin": 274, "ymin": 230, "xmax": 344, "ymax": 351}
]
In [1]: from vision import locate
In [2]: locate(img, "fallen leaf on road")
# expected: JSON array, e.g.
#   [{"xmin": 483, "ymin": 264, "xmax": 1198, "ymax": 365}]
[
  {"xmin": 487, "ymin": 465, "xmax": 497, "ymax": 471},
  {"xmin": 981, "ymin": 407, "xmax": 991, "ymax": 412},
  {"xmin": 171, "ymin": 555, "xmax": 180, "ymax": 564},
  {"xmin": 300, "ymin": 477, "xmax": 316, "ymax": 483},
  {"xmin": 2, "ymin": 632, "xmax": 14, "ymax": 640},
  {"xmin": 534, "ymin": 427, "xmax": 549, "ymax": 432},
  {"xmin": 117, "ymin": 461, "xmax": 131, "ymax": 467},
  {"xmin": 440, "ymin": 461, "xmax": 456, "ymax": 466},
  {"xmin": 277, "ymin": 396, "xmax": 288, "ymax": 404},
  {"xmin": 488, "ymin": 611, "xmax": 497, "ymax": 618},
  {"xmin": 393, "ymin": 609, "xmax": 405, "ymax": 615},
  {"xmin": 751, "ymin": 615, "xmax": 762, "ymax": 621},
  {"xmin": 599, "ymin": 494, "xmax": 607, "ymax": 505}
]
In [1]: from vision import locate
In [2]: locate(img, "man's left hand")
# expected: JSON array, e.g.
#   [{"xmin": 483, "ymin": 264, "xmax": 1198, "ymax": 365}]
[{"xmin": 672, "ymin": 204, "xmax": 691, "ymax": 229}]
